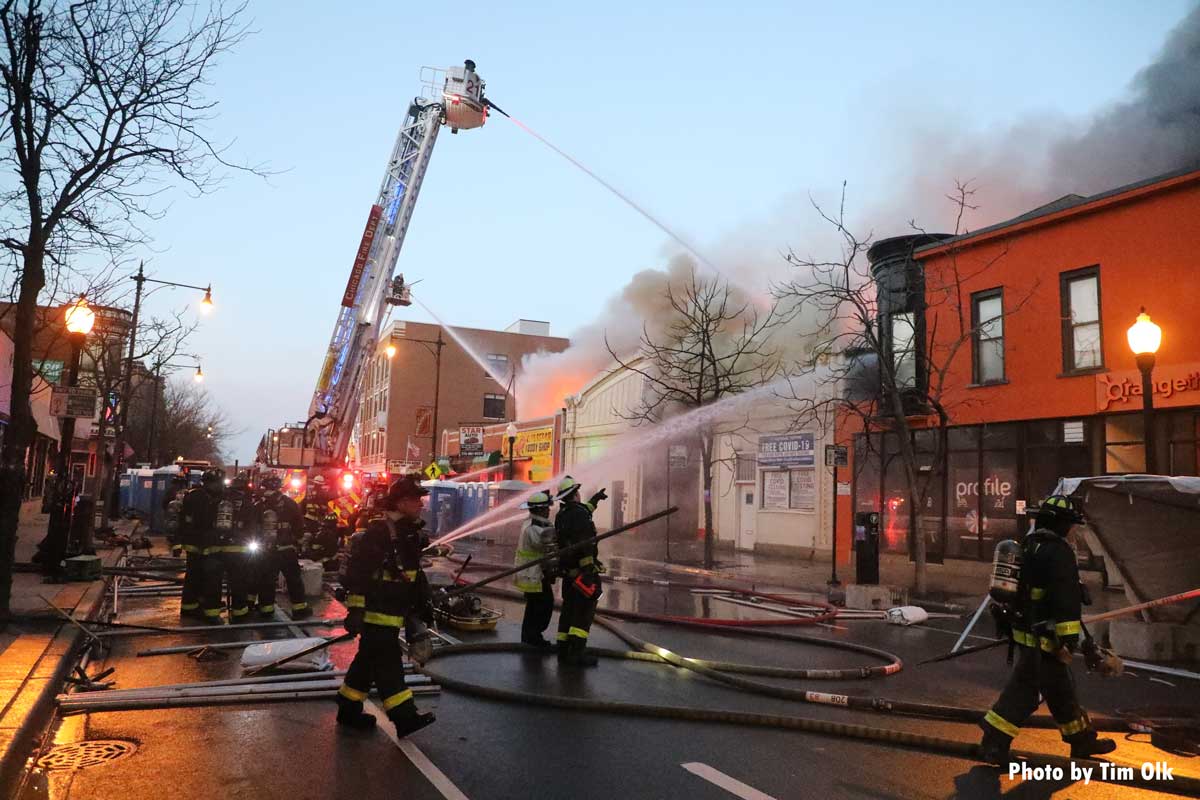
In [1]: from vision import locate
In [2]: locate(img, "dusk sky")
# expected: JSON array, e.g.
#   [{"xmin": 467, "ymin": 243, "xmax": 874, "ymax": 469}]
[{"xmin": 124, "ymin": 0, "xmax": 1193, "ymax": 462}]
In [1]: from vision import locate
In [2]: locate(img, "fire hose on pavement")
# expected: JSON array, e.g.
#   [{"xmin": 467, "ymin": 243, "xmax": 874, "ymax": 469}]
[{"xmin": 413, "ymin": 564, "xmax": 1200, "ymax": 796}]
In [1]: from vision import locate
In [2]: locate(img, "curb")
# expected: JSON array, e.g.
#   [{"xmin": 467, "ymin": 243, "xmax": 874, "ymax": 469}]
[{"xmin": 0, "ymin": 548, "xmax": 121, "ymax": 794}]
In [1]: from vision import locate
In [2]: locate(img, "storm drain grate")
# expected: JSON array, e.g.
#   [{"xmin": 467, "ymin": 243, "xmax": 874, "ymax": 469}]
[{"xmin": 36, "ymin": 740, "xmax": 137, "ymax": 771}]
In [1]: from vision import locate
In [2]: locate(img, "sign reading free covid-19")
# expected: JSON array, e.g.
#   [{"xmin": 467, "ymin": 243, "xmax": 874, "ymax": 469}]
[{"xmin": 758, "ymin": 433, "xmax": 815, "ymax": 467}]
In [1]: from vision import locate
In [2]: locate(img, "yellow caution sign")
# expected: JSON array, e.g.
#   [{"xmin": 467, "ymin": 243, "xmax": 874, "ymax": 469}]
[{"xmin": 424, "ymin": 462, "xmax": 442, "ymax": 480}]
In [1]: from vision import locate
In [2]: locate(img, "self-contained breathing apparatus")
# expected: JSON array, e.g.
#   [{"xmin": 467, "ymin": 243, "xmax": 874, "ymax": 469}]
[{"xmin": 987, "ymin": 495, "xmax": 1121, "ymax": 676}]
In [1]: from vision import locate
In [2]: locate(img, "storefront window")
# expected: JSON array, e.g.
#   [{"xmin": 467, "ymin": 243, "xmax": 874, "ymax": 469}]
[
  {"xmin": 947, "ymin": 448, "xmax": 979, "ymax": 560},
  {"xmin": 882, "ymin": 449, "xmax": 910, "ymax": 554},
  {"xmin": 1105, "ymin": 413, "xmax": 1145, "ymax": 473},
  {"xmin": 1167, "ymin": 411, "xmax": 1200, "ymax": 476},
  {"xmin": 853, "ymin": 434, "xmax": 881, "ymax": 514}
]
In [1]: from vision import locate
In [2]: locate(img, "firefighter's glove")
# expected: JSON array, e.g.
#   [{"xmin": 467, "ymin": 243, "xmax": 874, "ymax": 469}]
[
  {"xmin": 573, "ymin": 572, "xmax": 602, "ymax": 601},
  {"xmin": 1079, "ymin": 581, "xmax": 1093, "ymax": 607},
  {"xmin": 407, "ymin": 620, "xmax": 433, "ymax": 666},
  {"xmin": 542, "ymin": 558, "xmax": 560, "ymax": 580},
  {"xmin": 344, "ymin": 607, "xmax": 364, "ymax": 636},
  {"xmin": 1082, "ymin": 638, "xmax": 1124, "ymax": 677},
  {"xmin": 594, "ymin": 559, "xmax": 607, "ymax": 575},
  {"xmin": 588, "ymin": 489, "xmax": 608, "ymax": 507},
  {"xmin": 1055, "ymin": 646, "xmax": 1074, "ymax": 666}
]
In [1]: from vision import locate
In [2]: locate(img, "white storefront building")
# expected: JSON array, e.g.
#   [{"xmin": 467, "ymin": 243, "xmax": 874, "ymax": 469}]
[{"xmin": 559, "ymin": 359, "xmax": 837, "ymax": 559}]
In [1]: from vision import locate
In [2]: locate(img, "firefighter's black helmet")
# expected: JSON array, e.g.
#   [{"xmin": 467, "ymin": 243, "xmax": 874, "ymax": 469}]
[
  {"xmin": 1036, "ymin": 494, "xmax": 1084, "ymax": 530},
  {"xmin": 382, "ymin": 475, "xmax": 429, "ymax": 510}
]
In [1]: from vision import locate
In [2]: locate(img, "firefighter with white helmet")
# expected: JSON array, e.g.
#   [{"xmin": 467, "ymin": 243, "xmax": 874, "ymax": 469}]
[
  {"xmin": 514, "ymin": 490, "xmax": 557, "ymax": 648},
  {"xmin": 979, "ymin": 493, "xmax": 1116, "ymax": 765},
  {"xmin": 553, "ymin": 475, "xmax": 607, "ymax": 667}
]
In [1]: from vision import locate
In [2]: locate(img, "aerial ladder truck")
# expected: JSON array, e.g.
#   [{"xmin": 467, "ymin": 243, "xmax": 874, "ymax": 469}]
[{"xmin": 299, "ymin": 60, "xmax": 495, "ymax": 469}]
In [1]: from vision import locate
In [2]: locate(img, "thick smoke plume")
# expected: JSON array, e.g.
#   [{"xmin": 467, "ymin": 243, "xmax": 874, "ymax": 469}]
[{"xmin": 519, "ymin": 5, "xmax": 1200, "ymax": 418}]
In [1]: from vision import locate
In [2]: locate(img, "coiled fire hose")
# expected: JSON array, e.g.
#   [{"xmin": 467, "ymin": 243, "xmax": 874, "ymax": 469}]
[{"xmin": 416, "ymin": 580, "xmax": 1200, "ymax": 796}]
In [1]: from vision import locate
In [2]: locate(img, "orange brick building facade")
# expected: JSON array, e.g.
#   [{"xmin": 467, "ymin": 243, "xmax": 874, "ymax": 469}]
[
  {"xmin": 842, "ymin": 168, "xmax": 1200, "ymax": 563},
  {"xmin": 354, "ymin": 319, "xmax": 568, "ymax": 475}
]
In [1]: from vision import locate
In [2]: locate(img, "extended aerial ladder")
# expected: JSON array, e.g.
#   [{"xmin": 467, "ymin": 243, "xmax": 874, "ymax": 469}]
[{"xmin": 304, "ymin": 60, "xmax": 494, "ymax": 465}]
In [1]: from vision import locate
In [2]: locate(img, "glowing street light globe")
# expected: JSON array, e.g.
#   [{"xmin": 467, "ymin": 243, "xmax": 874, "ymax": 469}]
[
  {"xmin": 385, "ymin": 343, "xmax": 397, "ymax": 359},
  {"xmin": 64, "ymin": 297, "xmax": 96, "ymax": 336},
  {"xmin": 1127, "ymin": 308, "xmax": 1162, "ymax": 356},
  {"xmin": 200, "ymin": 287, "xmax": 214, "ymax": 313}
]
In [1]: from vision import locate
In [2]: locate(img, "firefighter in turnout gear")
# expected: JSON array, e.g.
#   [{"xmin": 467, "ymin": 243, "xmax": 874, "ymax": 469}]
[
  {"xmin": 979, "ymin": 494, "xmax": 1116, "ymax": 765},
  {"xmin": 252, "ymin": 474, "xmax": 311, "ymax": 619},
  {"xmin": 177, "ymin": 469, "xmax": 225, "ymax": 620},
  {"xmin": 514, "ymin": 491, "xmax": 557, "ymax": 648},
  {"xmin": 554, "ymin": 476, "xmax": 607, "ymax": 667},
  {"xmin": 163, "ymin": 473, "xmax": 188, "ymax": 548},
  {"xmin": 303, "ymin": 474, "xmax": 333, "ymax": 534},
  {"xmin": 200, "ymin": 473, "xmax": 254, "ymax": 623},
  {"xmin": 337, "ymin": 476, "xmax": 436, "ymax": 737}
]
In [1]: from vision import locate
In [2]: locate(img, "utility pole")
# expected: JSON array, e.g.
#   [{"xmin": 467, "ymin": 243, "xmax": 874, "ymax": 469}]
[{"xmin": 430, "ymin": 331, "xmax": 444, "ymax": 461}]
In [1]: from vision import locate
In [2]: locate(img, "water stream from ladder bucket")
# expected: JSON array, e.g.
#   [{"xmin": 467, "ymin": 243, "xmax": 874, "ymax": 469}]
[
  {"xmin": 428, "ymin": 375, "xmax": 798, "ymax": 549},
  {"xmin": 504, "ymin": 114, "xmax": 732, "ymax": 284},
  {"xmin": 413, "ymin": 297, "xmax": 514, "ymax": 394}
]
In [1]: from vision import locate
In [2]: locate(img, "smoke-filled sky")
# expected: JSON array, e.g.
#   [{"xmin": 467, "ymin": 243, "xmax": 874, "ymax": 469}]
[{"xmin": 124, "ymin": 1, "xmax": 1196, "ymax": 460}]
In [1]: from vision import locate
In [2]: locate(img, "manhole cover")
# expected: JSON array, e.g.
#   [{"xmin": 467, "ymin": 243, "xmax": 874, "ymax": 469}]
[{"xmin": 36, "ymin": 740, "xmax": 137, "ymax": 771}]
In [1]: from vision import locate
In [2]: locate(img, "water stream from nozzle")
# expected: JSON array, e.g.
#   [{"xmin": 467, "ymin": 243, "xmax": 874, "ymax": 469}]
[{"xmin": 502, "ymin": 113, "xmax": 732, "ymax": 284}]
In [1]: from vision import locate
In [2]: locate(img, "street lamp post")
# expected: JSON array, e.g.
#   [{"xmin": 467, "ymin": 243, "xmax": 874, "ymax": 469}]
[
  {"xmin": 390, "ymin": 331, "xmax": 445, "ymax": 460},
  {"xmin": 1127, "ymin": 307, "xmax": 1163, "ymax": 474},
  {"xmin": 108, "ymin": 262, "xmax": 213, "ymax": 519},
  {"xmin": 42, "ymin": 297, "xmax": 96, "ymax": 571},
  {"xmin": 506, "ymin": 422, "xmax": 518, "ymax": 480}
]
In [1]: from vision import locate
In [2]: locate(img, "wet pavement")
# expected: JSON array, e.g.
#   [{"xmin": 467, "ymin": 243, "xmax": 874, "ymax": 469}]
[{"xmin": 10, "ymin": 549, "xmax": 1200, "ymax": 800}]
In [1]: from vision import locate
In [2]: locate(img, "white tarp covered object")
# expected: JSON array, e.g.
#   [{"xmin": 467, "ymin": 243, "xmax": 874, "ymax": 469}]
[
  {"xmin": 1056, "ymin": 475, "xmax": 1200, "ymax": 623},
  {"xmin": 240, "ymin": 637, "xmax": 332, "ymax": 673}
]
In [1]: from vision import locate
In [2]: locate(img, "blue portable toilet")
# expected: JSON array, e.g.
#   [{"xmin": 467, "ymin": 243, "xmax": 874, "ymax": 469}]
[
  {"xmin": 423, "ymin": 480, "xmax": 462, "ymax": 537},
  {"xmin": 148, "ymin": 466, "xmax": 199, "ymax": 532},
  {"xmin": 461, "ymin": 482, "xmax": 480, "ymax": 523},
  {"xmin": 122, "ymin": 468, "xmax": 156, "ymax": 520}
]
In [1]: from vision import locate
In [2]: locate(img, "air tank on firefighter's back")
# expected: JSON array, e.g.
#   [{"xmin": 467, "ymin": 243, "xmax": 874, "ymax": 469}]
[
  {"xmin": 989, "ymin": 539, "xmax": 1022, "ymax": 605},
  {"xmin": 442, "ymin": 60, "xmax": 488, "ymax": 132}
]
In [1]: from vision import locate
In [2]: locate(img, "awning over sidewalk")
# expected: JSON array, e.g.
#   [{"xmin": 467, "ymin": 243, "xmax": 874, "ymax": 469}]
[
  {"xmin": 30, "ymin": 379, "xmax": 61, "ymax": 444},
  {"xmin": 1057, "ymin": 475, "xmax": 1200, "ymax": 623}
]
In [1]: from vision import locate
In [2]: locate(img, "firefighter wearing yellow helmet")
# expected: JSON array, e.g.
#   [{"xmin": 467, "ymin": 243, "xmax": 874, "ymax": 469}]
[
  {"xmin": 979, "ymin": 494, "xmax": 1116, "ymax": 765},
  {"xmin": 553, "ymin": 476, "xmax": 607, "ymax": 667},
  {"xmin": 514, "ymin": 491, "xmax": 557, "ymax": 648}
]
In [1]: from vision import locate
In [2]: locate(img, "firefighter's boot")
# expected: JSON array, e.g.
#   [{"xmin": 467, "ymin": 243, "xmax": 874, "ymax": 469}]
[
  {"xmin": 565, "ymin": 637, "xmax": 598, "ymax": 668},
  {"xmin": 388, "ymin": 705, "xmax": 435, "ymax": 738},
  {"xmin": 335, "ymin": 695, "xmax": 376, "ymax": 731},
  {"xmin": 291, "ymin": 605, "xmax": 313, "ymax": 620},
  {"xmin": 1068, "ymin": 731, "xmax": 1117, "ymax": 758},
  {"xmin": 978, "ymin": 724, "xmax": 1015, "ymax": 767}
]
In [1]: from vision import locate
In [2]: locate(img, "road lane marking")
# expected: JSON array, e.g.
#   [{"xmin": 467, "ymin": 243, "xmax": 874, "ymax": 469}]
[
  {"xmin": 681, "ymin": 762, "xmax": 779, "ymax": 800},
  {"xmin": 367, "ymin": 703, "xmax": 469, "ymax": 800}
]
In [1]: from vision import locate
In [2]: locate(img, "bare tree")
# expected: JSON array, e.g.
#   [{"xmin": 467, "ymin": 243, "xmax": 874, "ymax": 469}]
[
  {"xmin": 84, "ymin": 305, "xmax": 195, "ymax": 529},
  {"xmin": 775, "ymin": 183, "xmax": 1030, "ymax": 595},
  {"xmin": 0, "ymin": 0, "xmax": 253, "ymax": 621},
  {"xmin": 145, "ymin": 379, "xmax": 229, "ymax": 466},
  {"xmin": 607, "ymin": 266, "xmax": 788, "ymax": 568}
]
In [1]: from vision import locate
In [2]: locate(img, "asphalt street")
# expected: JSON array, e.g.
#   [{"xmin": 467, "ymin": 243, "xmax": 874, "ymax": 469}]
[{"xmin": 12, "ymin": 555, "xmax": 1200, "ymax": 800}]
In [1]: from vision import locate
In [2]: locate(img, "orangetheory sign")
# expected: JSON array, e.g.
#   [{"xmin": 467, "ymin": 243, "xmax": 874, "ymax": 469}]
[{"xmin": 1096, "ymin": 363, "xmax": 1200, "ymax": 411}]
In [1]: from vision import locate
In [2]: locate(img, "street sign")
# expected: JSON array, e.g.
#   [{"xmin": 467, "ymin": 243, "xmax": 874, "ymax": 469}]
[
  {"xmin": 668, "ymin": 445, "xmax": 688, "ymax": 469},
  {"xmin": 50, "ymin": 386, "xmax": 97, "ymax": 419},
  {"xmin": 423, "ymin": 461, "xmax": 446, "ymax": 480},
  {"xmin": 825, "ymin": 444, "xmax": 849, "ymax": 468},
  {"xmin": 460, "ymin": 425, "xmax": 484, "ymax": 457}
]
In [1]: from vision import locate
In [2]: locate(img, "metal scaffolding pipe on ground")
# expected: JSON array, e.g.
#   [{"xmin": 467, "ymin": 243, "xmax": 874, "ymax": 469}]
[
  {"xmin": 94, "ymin": 619, "xmax": 341, "ymax": 638},
  {"xmin": 58, "ymin": 685, "xmax": 440, "ymax": 713},
  {"xmin": 58, "ymin": 675, "xmax": 434, "ymax": 704},
  {"xmin": 136, "ymin": 637, "xmax": 324, "ymax": 657}
]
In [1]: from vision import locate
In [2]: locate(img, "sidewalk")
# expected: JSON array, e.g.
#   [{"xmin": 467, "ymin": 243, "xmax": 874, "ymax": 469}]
[
  {"xmin": 0, "ymin": 501, "xmax": 124, "ymax": 789},
  {"xmin": 598, "ymin": 536, "xmax": 992, "ymax": 606}
]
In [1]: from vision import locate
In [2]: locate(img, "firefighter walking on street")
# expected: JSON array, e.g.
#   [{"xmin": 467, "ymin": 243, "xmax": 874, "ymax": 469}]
[
  {"xmin": 979, "ymin": 494, "xmax": 1117, "ymax": 765},
  {"xmin": 252, "ymin": 474, "xmax": 311, "ymax": 619},
  {"xmin": 514, "ymin": 491, "xmax": 557, "ymax": 649},
  {"xmin": 554, "ymin": 476, "xmax": 607, "ymax": 668},
  {"xmin": 201, "ymin": 473, "xmax": 254, "ymax": 624},
  {"xmin": 337, "ymin": 476, "xmax": 436, "ymax": 737},
  {"xmin": 178, "ymin": 469, "xmax": 225, "ymax": 621}
]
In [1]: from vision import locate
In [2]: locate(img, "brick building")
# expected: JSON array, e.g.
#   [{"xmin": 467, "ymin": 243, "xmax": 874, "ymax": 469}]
[
  {"xmin": 843, "ymin": 167, "xmax": 1200, "ymax": 563},
  {"xmin": 354, "ymin": 319, "xmax": 569, "ymax": 475}
]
